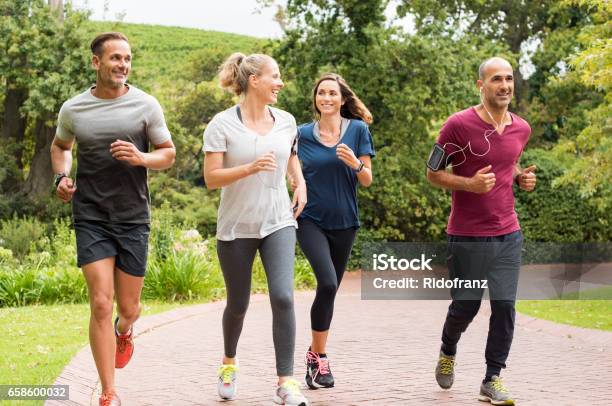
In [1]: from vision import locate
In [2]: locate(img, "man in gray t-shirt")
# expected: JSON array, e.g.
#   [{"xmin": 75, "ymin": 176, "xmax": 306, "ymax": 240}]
[
  {"xmin": 50, "ymin": 32, "xmax": 175, "ymax": 406},
  {"xmin": 55, "ymin": 85, "xmax": 171, "ymax": 223}
]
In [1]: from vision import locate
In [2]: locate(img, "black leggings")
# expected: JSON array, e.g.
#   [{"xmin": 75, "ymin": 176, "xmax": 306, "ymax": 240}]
[{"xmin": 297, "ymin": 218, "xmax": 357, "ymax": 332}]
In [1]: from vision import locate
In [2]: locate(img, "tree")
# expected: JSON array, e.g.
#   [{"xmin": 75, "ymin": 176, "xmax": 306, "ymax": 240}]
[
  {"xmin": 550, "ymin": 0, "xmax": 611, "ymax": 214},
  {"xmin": 0, "ymin": 0, "xmax": 91, "ymax": 202},
  {"xmin": 0, "ymin": 1, "xmax": 30, "ymax": 179},
  {"xmin": 48, "ymin": 0, "xmax": 63, "ymax": 21},
  {"xmin": 397, "ymin": 0, "xmax": 593, "ymax": 110}
]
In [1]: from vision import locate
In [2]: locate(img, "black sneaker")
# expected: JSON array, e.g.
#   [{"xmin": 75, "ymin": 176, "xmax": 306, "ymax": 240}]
[{"xmin": 305, "ymin": 349, "xmax": 334, "ymax": 389}]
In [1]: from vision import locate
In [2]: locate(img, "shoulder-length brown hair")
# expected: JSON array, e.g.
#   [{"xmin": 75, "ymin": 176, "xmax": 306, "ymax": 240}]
[{"xmin": 312, "ymin": 73, "xmax": 373, "ymax": 124}]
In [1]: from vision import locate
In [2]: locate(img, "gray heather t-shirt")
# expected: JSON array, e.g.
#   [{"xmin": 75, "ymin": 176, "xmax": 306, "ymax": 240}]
[
  {"xmin": 203, "ymin": 105, "xmax": 298, "ymax": 241},
  {"xmin": 56, "ymin": 85, "xmax": 171, "ymax": 223}
]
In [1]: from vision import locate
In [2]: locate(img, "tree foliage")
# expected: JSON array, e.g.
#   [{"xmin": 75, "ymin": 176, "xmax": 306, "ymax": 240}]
[
  {"xmin": 397, "ymin": 0, "xmax": 593, "ymax": 110},
  {"xmin": 549, "ymin": 0, "xmax": 611, "ymax": 212},
  {"xmin": 0, "ymin": 0, "xmax": 91, "ymax": 203}
]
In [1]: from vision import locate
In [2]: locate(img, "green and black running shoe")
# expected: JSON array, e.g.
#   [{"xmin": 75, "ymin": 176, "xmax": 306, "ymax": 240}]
[
  {"xmin": 478, "ymin": 375, "xmax": 515, "ymax": 405},
  {"xmin": 435, "ymin": 350, "xmax": 456, "ymax": 389}
]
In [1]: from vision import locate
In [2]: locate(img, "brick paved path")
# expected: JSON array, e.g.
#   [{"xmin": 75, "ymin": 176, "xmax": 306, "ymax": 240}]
[{"xmin": 49, "ymin": 272, "xmax": 612, "ymax": 405}]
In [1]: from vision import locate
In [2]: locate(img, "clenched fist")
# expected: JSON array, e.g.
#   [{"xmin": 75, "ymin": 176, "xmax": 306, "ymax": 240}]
[
  {"xmin": 468, "ymin": 165, "xmax": 496, "ymax": 194},
  {"xmin": 518, "ymin": 164, "xmax": 536, "ymax": 191},
  {"xmin": 56, "ymin": 177, "xmax": 76, "ymax": 203}
]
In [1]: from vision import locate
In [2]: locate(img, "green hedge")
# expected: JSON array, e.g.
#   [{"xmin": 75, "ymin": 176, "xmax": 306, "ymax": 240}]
[{"xmin": 516, "ymin": 148, "xmax": 611, "ymax": 242}]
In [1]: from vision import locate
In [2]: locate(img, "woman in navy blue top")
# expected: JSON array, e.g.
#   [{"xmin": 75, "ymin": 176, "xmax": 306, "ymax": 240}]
[{"xmin": 297, "ymin": 73, "xmax": 375, "ymax": 390}]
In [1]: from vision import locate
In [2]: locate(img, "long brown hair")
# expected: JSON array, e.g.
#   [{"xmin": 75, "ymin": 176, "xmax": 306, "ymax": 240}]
[{"xmin": 312, "ymin": 73, "xmax": 373, "ymax": 124}]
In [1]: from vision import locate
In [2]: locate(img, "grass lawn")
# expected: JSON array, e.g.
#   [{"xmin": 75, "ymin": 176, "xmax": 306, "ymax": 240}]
[
  {"xmin": 516, "ymin": 286, "xmax": 612, "ymax": 331},
  {"xmin": 0, "ymin": 301, "xmax": 183, "ymax": 405}
]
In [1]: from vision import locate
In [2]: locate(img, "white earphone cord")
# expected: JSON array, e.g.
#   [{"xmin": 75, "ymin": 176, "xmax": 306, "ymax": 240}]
[{"xmin": 442, "ymin": 94, "xmax": 510, "ymax": 168}]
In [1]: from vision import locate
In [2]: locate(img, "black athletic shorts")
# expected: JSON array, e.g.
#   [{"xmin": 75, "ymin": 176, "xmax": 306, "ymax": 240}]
[{"xmin": 74, "ymin": 220, "xmax": 150, "ymax": 277}]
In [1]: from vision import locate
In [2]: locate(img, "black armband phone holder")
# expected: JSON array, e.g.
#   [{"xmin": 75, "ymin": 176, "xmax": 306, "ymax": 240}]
[{"xmin": 427, "ymin": 143, "xmax": 446, "ymax": 171}]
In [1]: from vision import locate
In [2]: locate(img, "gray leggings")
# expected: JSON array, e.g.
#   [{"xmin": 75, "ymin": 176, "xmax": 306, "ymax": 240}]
[{"xmin": 216, "ymin": 226, "xmax": 296, "ymax": 376}]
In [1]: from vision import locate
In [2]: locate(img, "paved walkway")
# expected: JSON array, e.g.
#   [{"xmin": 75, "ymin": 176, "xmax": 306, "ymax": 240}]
[{"xmin": 50, "ymin": 272, "xmax": 612, "ymax": 405}]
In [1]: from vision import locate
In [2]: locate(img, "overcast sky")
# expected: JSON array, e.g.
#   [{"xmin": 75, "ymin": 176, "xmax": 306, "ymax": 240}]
[{"xmin": 71, "ymin": 0, "xmax": 285, "ymax": 38}]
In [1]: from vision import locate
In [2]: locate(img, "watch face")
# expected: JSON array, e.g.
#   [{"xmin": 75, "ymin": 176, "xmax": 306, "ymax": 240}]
[{"xmin": 54, "ymin": 174, "xmax": 66, "ymax": 187}]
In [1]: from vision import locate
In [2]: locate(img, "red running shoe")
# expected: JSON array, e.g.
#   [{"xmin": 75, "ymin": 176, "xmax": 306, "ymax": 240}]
[
  {"xmin": 99, "ymin": 392, "xmax": 121, "ymax": 406},
  {"xmin": 114, "ymin": 317, "xmax": 134, "ymax": 369}
]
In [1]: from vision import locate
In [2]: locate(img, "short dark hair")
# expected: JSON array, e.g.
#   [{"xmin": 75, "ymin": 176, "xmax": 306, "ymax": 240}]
[{"xmin": 90, "ymin": 32, "xmax": 129, "ymax": 57}]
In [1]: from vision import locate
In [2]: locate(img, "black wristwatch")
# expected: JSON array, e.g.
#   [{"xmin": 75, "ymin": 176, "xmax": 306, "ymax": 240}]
[
  {"xmin": 54, "ymin": 173, "xmax": 67, "ymax": 188},
  {"xmin": 354, "ymin": 160, "xmax": 365, "ymax": 173}
]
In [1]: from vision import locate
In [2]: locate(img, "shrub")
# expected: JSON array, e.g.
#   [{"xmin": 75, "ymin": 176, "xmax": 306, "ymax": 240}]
[
  {"xmin": 0, "ymin": 262, "xmax": 86, "ymax": 307},
  {"xmin": 0, "ymin": 216, "xmax": 49, "ymax": 259},
  {"xmin": 516, "ymin": 148, "xmax": 611, "ymax": 242},
  {"xmin": 149, "ymin": 176, "xmax": 219, "ymax": 238},
  {"xmin": 144, "ymin": 250, "xmax": 223, "ymax": 302}
]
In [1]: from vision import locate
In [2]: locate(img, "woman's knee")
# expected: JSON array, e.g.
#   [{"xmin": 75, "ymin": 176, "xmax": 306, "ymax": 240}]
[
  {"xmin": 226, "ymin": 298, "xmax": 250, "ymax": 319},
  {"xmin": 270, "ymin": 291, "xmax": 294, "ymax": 313},
  {"xmin": 316, "ymin": 281, "xmax": 338, "ymax": 300}
]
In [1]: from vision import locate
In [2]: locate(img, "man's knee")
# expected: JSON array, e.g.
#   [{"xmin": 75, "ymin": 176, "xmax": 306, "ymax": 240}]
[
  {"xmin": 117, "ymin": 300, "xmax": 141, "ymax": 322},
  {"xmin": 491, "ymin": 300, "xmax": 515, "ymax": 315},
  {"xmin": 91, "ymin": 294, "xmax": 114, "ymax": 322},
  {"xmin": 449, "ymin": 299, "xmax": 482, "ymax": 321}
]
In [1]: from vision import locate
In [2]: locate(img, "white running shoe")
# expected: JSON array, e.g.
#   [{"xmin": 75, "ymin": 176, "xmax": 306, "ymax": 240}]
[
  {"xmin": 273, "ymin": 379, "xmax": 310, "ymax": 406},
  {"xmin": 217, "ymin": 363, "xmax": 239, "ymax": 400}
]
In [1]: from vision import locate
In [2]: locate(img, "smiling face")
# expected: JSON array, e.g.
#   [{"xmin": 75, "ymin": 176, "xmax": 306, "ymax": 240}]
[
  {"xmin": 92, "ymin": 39, "xmax": 131, "ymax": 89},
  {"xmin": 315, "ymin": 79, "xmax": 343, "ymax": 118},
  {"xmin": 250, "ymin": 59, "xmax": 283, "ymax": 104},
  {"xmin": 477, "ymin": 59, "xmax": 514, "ymax": 109}
]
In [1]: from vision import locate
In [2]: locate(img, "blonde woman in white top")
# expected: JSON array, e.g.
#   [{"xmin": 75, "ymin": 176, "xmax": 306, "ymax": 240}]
[{"xmin": 203, "ymin": 52, "xmax": 309, "ymax": 406}]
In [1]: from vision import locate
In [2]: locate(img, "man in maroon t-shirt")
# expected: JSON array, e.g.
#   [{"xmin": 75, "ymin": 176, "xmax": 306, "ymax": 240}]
[{"xmin": 426, "ymin": 57, "xmax": 536, "ymax": 405}]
